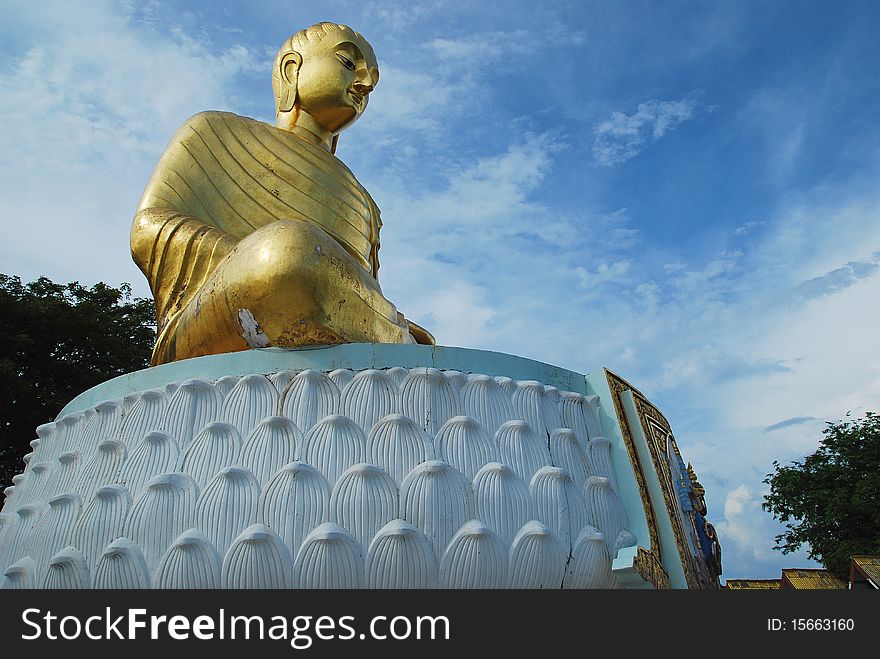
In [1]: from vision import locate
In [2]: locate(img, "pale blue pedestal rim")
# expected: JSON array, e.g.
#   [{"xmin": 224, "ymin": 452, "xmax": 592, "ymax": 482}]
[{"xmin": 58, "ymin": 344, "xmax": 593, "ymax": 417}]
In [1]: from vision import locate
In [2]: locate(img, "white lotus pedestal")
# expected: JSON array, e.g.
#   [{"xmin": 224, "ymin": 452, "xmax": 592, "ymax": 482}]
[{"xmin": 0, "ymin": 344, "xmax": 713, "ymax": 589}]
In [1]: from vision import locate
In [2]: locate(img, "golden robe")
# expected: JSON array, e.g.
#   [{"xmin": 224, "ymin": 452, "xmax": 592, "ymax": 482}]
[{"xmin": 131, "ymin": 111, "xmax": 427, "ymax": 364}]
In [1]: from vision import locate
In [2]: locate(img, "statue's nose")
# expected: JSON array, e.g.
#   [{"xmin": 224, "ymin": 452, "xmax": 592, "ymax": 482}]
[
  {"xmin": 353, "ymin": 68, "xmax": 377, "ymax": 95},
  {"xmin": 353, "ymin": 80, "xmax": 373, "ymax": 95}
]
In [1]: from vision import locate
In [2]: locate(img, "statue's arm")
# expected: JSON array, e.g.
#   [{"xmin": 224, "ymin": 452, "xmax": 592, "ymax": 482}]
[
  {"xmin": 131, "ymin": 113, "xmax": 238, "ymax": 333},
  {"xmin": 366, "ymin": 195, "xmax": 382, "ymax": 281},
  {"xmin": 364, "ymin": 197, "xmax": 435, "ymax": 345},
  {"xmin": 131, "ymin": 207, "xmax": 238, "ymax": 337}
]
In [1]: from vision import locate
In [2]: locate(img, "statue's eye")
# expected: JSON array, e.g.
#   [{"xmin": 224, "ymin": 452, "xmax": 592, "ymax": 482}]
[{"xmin": 336, "ymin": 53, "xmax": 356, "ymax": 71}]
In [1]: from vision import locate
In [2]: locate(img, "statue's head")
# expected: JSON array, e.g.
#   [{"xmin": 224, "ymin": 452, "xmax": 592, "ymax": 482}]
[{"xmin": 273, "ymin": 23, "xmax": 379, "ymax": 138}]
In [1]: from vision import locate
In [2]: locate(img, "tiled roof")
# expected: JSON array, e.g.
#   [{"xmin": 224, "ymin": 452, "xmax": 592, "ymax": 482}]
[
  {"xmin": 850, "ymin": 556, "xmax": 880, "ymax": 587},
  {"xmin": 780, "ymin": 569, "xmax": 847, "ymax": 590},
  {"xmin": 724, "ymin": 579, "xmax": 781, "ymax": 590}
]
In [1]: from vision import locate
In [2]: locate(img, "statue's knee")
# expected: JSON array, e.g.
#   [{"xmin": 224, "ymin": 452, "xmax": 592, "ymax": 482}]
[
  {"xmin": 241, "ymin": 220, "xmax": 327, "ymax": 277},
  {"xmin": 259, "ymin": 219, "xmax": 329, "ymax": 248},
  {"xmin": 227, "ymin": 219, "xmax": 380, "ymax": 319}
]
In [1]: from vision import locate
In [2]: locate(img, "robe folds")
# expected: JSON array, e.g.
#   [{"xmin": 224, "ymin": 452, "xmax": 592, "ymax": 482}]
[{"xmin": 131, "ymin": 111, "xmax": 407, "ymax": 364}]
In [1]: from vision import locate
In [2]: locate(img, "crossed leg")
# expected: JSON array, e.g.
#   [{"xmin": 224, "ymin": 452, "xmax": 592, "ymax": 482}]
[{"xmin": 154, "ymin": 219, "xmax": 415, "ymax": 363}]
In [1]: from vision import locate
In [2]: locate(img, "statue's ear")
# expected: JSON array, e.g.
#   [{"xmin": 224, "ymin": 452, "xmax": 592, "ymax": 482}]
[{"xmin": 278, "ymin": 51, "xmax": 302, "ymax": 113}]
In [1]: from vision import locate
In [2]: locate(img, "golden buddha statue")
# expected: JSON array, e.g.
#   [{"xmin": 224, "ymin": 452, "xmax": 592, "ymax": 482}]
[{"xmin": 131, "ymin": 22, "xmax": 434, "ymax": 365}]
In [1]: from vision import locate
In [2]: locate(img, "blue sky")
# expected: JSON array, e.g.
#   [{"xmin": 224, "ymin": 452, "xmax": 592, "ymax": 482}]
[{"xmin": 2, "ymin": 0, "xmax": 879, "ymax": 582}]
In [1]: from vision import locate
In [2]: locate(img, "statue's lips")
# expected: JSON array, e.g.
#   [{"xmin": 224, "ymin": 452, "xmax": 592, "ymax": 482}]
[{"xmin": 348, "ymin": 91, "xmax": 366, "ymax": 108}]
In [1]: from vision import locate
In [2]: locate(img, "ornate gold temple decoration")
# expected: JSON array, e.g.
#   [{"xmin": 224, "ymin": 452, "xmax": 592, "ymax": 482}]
[
  {"xmin": 687, "ymin": 462, "xmax": 707, "ymax": 515},
  {"xmin": 131, "ymin": 22, "xmax": 434, "ymax": 365},
  {"xmin": 633, "ymin": 399, "xmax": 701, "ymax": 589},
  {"xmin": 606, "ymin": 369, "xmax": 722, "ymax": 589},
  {"xmin": 633, "ymin": 547, "xmax": 671, "ymax": 590},
  {"xmin": 605, "ymin": 370, "xmax": 663, "ymax": 562},
  {"xmin": 608, "ymin": 368, "xmax": 721, "ymax": 588}
]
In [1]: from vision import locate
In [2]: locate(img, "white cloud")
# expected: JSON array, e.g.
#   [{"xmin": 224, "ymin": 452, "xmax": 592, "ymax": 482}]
[
  {"xmin": 575, "ymin": 260, "xmax": 631, "ymax": 289},
  {"xmin": 375, "ymin": 133, "xmax": 562, "ymax": 246},
  {"xmin": 389, "ymin": 265, "xmax": 498, "ymax": 348},
  {"xmin": 0, "ymin": 4, "xmax": 265, "ymax": 167},
  {"xmin": 592, "ymin": 92, "xmax": 704, "ymax": 166},
  {"xmin": 425, "ymin": 36, "xmax": 499, "ymax": 61},
  {"xmin": 668, "ymin": 250, "xmax": 741, "ymax": 294},
  {"xmin": 733, "ymin": 220, "xmax": 764, "ymax": 236},
  {"xmin": 352, "ymin": 63, "xmax": 457, "ymax": 142},
  {"xmin": 348, "ymin": 22, "xmax": 588, "ymax": 161},
  {"xmin": 362, "ymin": 0, "xmax": 436, "ymax": 32},
  {"xmin": 585, "ymin": 208, "xmax": 641, "ymax": 250},
  {"xmin": 724, "ymin": 273, "xmax": 880, "ymax": 427},
  {"xmin": 632, "ymin": 187, "xmax": 880, "ymax": 578},
  {"xmin": 741, "ymin": 87, "xmax": 808, "ymax": 181},
  {"xmin": 371, "ymin": 134, "xmax": 569, "ymax": 352},
  {"xmin": 714, "ymin": 484, "xmax": 818, "ymax": 578},
  {"xmin": 0, "ymin": 1, "xmax": 266, "ymax": 294},
  {"xmin": 796, "ymin": 254, "xmax": 880, "ymax": 300}
]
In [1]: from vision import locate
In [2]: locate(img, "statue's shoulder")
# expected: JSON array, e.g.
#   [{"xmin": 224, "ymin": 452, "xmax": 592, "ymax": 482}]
[
  {"xmin": 168, "ymin": 111, "xmax": 376, "ymax": 204},
  {"xmin": 176, "ymin": 110, "xmax": 264, "ymax": 134},
  {"xmin": 162, "ymin": 111, "xmax": 281, "ymax": 162},
  {"xmin": 174, "ymin": 111, "xmax": 319, "ymax": 154}
]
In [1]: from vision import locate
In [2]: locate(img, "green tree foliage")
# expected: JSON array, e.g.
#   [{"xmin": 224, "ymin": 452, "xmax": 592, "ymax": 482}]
[
  {"xmin": 0, "ymin": 274, "xmax": 155, "ymax": 488},
  {"xmin": 763, "ymin": 412, "xmax": 880, "ymax": 575}
]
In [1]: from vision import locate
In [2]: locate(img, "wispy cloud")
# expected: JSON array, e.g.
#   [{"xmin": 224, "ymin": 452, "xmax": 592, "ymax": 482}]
[
  {"xmin": 733, "ymin": 220, "xmax": 764, "ymax": 236},
  {"xmin": 0, "ymin": 1, "xmax": 266, "ymax": 291},
  {"xmin": 741, "ymin": 86, "xmax": 810, "ymax": 182},
  {"xmin": 796, "ymin": 254, "xmax": 880, "ymax": 300},
  {"xmin": 765, "ymin": 416, "xmax": 819, "ymax": 432},
  {"xmin": 361, "ymin": 0, "xmax": 437, "ymax": 32},
  {"xmin": 0, "ymin": 5, "xmax": 265, "ymax": 170},
  {"xmin": 424, "ymin": 35, "xmax": 500, "ymax": 61},
  {"xmin": 592, "ymin": 92, "xmax": 705, "ymax": 166},
  {"xmin": 575, "ymin": 260, "xmax": 631, "ymax": 289},
  {"xmin": 713, "ymin": 483, "xmax": 817, "ymax": 575},
  {"xmin": 371, "ymin": 133, "xmax": 570, "ymax": 351}
]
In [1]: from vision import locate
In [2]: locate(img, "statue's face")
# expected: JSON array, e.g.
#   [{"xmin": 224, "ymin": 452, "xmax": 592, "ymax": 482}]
[{"xmin": 295, "ymin": 36, "xmax": 379, "ymax": 133}]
